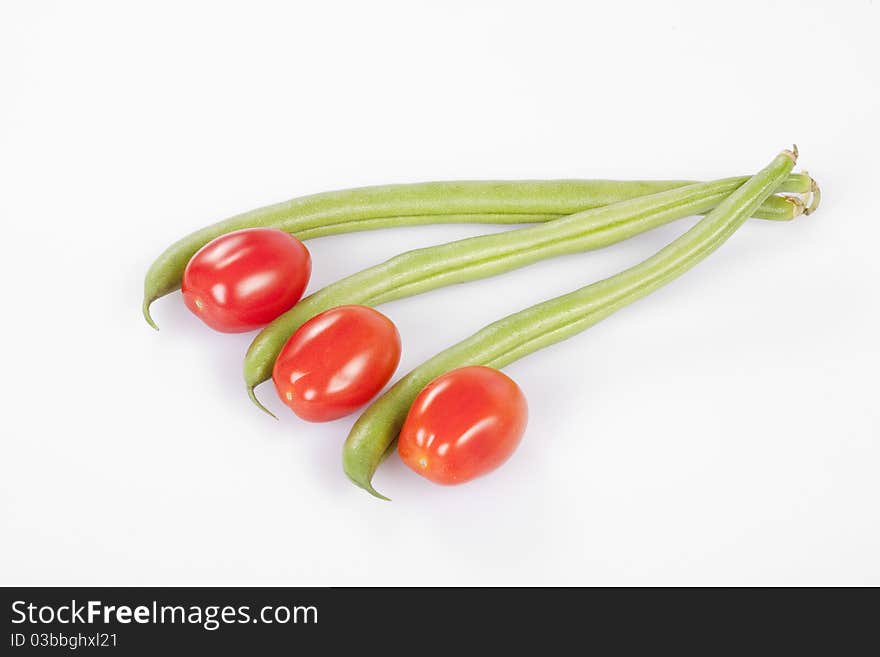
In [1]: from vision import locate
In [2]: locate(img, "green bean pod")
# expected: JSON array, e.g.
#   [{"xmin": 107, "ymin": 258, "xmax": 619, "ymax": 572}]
[
  {"xmin": 143, "ymin": 175, "xmax": 813, "ymax": 328},
  {"xmin": 343, "ymin": 148, "xmax": 799, "ymax": 499},
  {"xmin": 244, "ymin": 178, "xmax": 806, "ymax": 411}
]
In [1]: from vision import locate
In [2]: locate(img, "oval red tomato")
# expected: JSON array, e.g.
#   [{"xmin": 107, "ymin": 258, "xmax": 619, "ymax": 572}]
[
  {"xmin": 272, "ymin": 305, "xmax": 401, "ymax": 422},
  {"xmin": 398, "ymin": 365, "xmax": 528, "ymax": 485},
  {"xmin": 181, "ymin": 228, "xmax": 311, "ymax": 333}
]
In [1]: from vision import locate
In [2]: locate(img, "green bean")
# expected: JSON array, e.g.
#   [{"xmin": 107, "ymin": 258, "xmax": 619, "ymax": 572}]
[
  {"xmin": 143, "ymin": 175, "xmax": 813, "ymax": 328},
  {"xmin": 342, "ymin": 148, "xmax": 799, "ymax": 499},
  {"xmin": 244, "ymin": 179, "xmax": 806, "ymax": 412}
]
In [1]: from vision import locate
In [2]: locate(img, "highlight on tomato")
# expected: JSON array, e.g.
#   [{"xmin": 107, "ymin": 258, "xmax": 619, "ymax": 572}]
[
  {"xmin": 272, "ymin": 305, "xmax": 402, "ymax": 422},
  {"xmin": 181, "ymin": 228, "xmax": 311, "ymax": 333},
  {"xmin": 397, "ymin": 365, "xmax": 528, "ymax": 485}
]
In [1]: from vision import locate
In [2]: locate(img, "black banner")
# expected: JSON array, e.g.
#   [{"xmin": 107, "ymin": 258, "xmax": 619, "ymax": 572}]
[{"xmin": 1, "ymin": 587, "xmax": 876, "ymax": 653}]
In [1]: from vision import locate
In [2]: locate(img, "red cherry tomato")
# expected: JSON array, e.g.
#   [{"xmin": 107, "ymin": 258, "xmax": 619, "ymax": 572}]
[
  {"xmin": 182, "ymin": 228, "xmax": 311, "ymax": 333},
  {"xmin": 398, "ymin": 365, "xmax": 528, "ymax": 485},
  {"xmin": 272, "ymin": 305, "xmax": 402, "ymax": 422}
]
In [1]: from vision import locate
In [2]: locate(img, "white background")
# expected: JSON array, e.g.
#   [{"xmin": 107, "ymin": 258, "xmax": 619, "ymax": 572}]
[{"xmin": 2, "ymin": 1, "xmax": 878, "ymax": 586}]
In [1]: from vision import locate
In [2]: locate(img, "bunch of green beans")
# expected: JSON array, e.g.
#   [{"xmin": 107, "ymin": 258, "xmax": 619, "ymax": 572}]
[
  {"xmin": 143, "ymin": 175, "xmax": 815, "ymax": 329},
  {"xmin": 342, "ymin": 148, "xmax": 800, "ymax": 499},
  {"xmin": 242, "ymin": 176, "xmax": 812, "ymax": 412}
]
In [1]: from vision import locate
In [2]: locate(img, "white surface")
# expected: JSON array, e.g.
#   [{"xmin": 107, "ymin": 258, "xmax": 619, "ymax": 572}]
[{"xmin": 2, "ymin": 0, "xmax": 878, "ymax": 586}]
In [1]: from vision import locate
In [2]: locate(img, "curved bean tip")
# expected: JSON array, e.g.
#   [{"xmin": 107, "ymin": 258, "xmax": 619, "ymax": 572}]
[
  {"xmin": 782, "ymin": 194, "xmax": 806, "ymax": 219},
  {"xmin": 344, "ymin": 465, "xmax": 392, "ymax": 500},
  {"xmin": 805, "ymin": 178, "xmax": 822, "ymax": 216},
  {"xmin": 248, "ymin": 386, "xmax": 279, "ymax": 420},
  {"xmin": 143, "ymin": 300, "xmax": 159, "ymax": 331},
  {"xmin": 362, "ymin": 483, "xmax": 392, "ymax": 502},
  {"xmin": 784, "ymin": 144, "xmax": 799, "ymax": 162}
]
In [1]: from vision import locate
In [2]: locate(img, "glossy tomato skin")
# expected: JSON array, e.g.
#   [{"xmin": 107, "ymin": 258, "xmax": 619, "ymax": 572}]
[
  {"xmin": 272, "ymin": 305, "xmax": 401, "ymax": 422},
  {"xmin": 398, "ymin": 366, "xmax": 528, "ymax": 485},
  {"xmin": 182, "ymin": 228, "xmax": 311, "ymax": 333}
]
